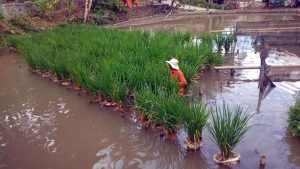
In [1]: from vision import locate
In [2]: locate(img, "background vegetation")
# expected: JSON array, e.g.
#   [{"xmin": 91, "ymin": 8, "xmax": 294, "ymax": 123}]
[
  {"xmin": 288, "ymin": 97, "xmax": 300, "ymax": 137},
  {"xmin": 0, "ymin": 1, "xmax": 3, "ymax": 21},
  {"xmin": 178, "ymin": 0, "xmax": 223, "ymax": 9}
]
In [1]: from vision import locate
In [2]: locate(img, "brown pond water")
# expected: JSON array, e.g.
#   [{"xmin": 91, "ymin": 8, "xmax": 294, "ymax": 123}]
[
  {"xmin": 0, "ymin": 50, "xmax": 209, "ymax": 169},
  {"xmin": 109, "ymin": 13, "xmax": 300, "ymax": 34},
  {"xmin": 1, "ymin": 13, "xmax": 300, "ymax": 169}
]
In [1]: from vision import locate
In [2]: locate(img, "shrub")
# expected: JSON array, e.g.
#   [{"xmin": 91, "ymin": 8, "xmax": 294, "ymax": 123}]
[
  {"xmin": 288, "ymin": 98, "xmax": 300, "ymax": 137},
  {"xmin": 33, "ymin": 0, "xmax": 60, "ymax": 15}
]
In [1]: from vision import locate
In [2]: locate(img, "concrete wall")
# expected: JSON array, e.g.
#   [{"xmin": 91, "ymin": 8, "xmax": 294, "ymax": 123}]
[{"xmin": 2, "ymin": 2, "xmax": 28, "ymax": 17}]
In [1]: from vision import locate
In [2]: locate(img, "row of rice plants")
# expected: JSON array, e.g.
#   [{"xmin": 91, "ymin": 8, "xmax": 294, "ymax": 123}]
[
  {"xmin": 9, "ymin": 24, "xmax": 220, "ymax": 143},
  {"xmin": 10, "ymin": 25, "xmax": 254, "ymax": 164}
]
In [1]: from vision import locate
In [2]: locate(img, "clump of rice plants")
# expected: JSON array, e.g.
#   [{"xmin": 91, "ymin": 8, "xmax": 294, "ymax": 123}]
[
  {"xmin": 214, "ymin": 34, "xmax": 225, "ymax": 52},
  {"xmin": 213, "ymin": 33, "xmax": 235, "ymax": 53},
  {"xmin": 9, "ymin": 24, "xmax": 220, "ymax": 138},
  {"xmin": 135, "ymin": 87, "xmax": 157, "ymax": 122},
  {"xmin": 182, "ymin": 102, "xmax": 210, "ymax": 149},
  {"xmin": 288, "ymin": 97, "xmax": 300, "ymax": 137},
  {"xmin": 208, "ymin": 102, "xmax": 252, "ymax": 164},
  {"xmin": 224, "ymin": 33, "xmax": 234, "ymax": 53},
  {"xmin": 152, "ymin": 92, "xmax": 186, "ymax": 134}
]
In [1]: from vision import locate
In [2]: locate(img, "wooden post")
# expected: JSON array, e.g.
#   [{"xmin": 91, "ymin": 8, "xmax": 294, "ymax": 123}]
[
  {"xmin": 230, "ymin": 69, "xmax": 235, "ymax": 76},
  {"xmin": 260, "ymin": 155, "xmax": 266, "ymax": 167}
]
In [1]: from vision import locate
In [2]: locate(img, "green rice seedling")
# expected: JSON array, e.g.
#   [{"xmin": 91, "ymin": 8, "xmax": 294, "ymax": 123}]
[
  {"xmin": 224, "ymin": 33, "xmax": 234, "ymax": 53},
  {"xmin": 9, "ymin": 25, "xmax": 220, "ymax": 133},
  {"xmin": 201, "ymin": 33, "xmax": 214, "ymax": 45},
  {"xmin": 182, "ymin": 102, "xmax": 210, "ymax": 143},
  {"xmin": 107, "ymin": 78, "xmax": 128, "ymax": 107},
  {"xmin": 213, "ymin": 33, "xmax": 225, "ymax": 52},
  {"xmin": 151, "ymin": 91, "xmax": 187, "ymax": 134},
  {"xmin": 134, "ymin": 87, "xmax": 157, "ymax": 121},
  {"xmin": 208, "ymin": 102, "xmax": 253, "ymax": 159},
  {"xmin": 211, "ymin": 52, "xmax": 223, "ymax": 66}
]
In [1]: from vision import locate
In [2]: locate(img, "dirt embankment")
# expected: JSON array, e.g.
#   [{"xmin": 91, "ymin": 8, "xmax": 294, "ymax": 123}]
[{"xmin": 0, "ymin": 4, "xmax": 170, "ymax": 33}]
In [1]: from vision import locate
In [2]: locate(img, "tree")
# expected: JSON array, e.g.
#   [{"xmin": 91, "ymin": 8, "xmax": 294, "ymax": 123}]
[{"xmin": 84, "ymin": 0, "xmax": 92, "ymax": 22}]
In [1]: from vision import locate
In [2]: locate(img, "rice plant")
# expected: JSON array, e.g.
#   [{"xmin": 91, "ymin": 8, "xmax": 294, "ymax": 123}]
[
  {"xmin": 9, "ymin": 24, "xmax": 220, "ymax": 133},
  {"xmin": 213, "ymin": 34, "xmax": 225, "ymax": 52},
  {"xmin": 134, "ymin": 87, "xmax": 157, "ymax": 120},
  {"xmin": 152, "ymin": 93, "xmax": 186, "ymax": 133},
  {"xmin": 182, "ymin": 102, "xmax": 210, "ymax": 142},
  {"xmin": 212, "ymin": 33, "xmax": 235, "ymax": 53},
  {"xmin": 224, "ymin": 33, "xmax": 234, "ymax": 53},
  {"xmin": 208, "ymin": 102, "xmax": 252, "ymax": 159}
]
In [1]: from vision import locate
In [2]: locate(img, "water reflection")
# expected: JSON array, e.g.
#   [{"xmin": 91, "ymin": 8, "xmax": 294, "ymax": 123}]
[
  {"xmin": 0, "ymin": 97, "xmax": 71, "ymax": 154},
  {"xmin": 285, "ymin": 132, "xmax": 300, "ymax": 167},
  {"xmin": 113, "ymin": 13, "xmax": 299, "ymax": 35}
]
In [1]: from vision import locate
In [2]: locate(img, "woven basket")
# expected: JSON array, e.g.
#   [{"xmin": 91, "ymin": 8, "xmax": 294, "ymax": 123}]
[
  {"xmin": 213, "ymin": 151, "xmax": 240, "ymax": 165},
  {"xmin": 186, "ymin": 140, "xmax": 201, "ymax": 150}
]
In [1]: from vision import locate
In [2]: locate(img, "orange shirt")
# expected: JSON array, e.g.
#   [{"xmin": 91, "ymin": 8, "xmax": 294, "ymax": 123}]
[{"xmin": 170, "ymin": 69, "xmax": 187, "ymax": 96}]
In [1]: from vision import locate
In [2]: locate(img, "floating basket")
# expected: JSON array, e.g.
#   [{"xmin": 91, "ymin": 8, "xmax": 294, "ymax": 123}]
[{"xmin": 213, "ymin": 151, "xmax": 240, "ymax": 165}]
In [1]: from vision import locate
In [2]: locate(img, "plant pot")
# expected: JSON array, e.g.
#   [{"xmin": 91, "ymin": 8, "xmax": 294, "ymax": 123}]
[{"xmin": 213, "ymin": 151, "xmax": 240, "ymax": 165}]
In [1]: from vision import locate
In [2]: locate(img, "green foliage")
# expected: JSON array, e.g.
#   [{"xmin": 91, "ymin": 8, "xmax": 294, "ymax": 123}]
[
  {"xmin": 93, "ymin": 0, "xmax": 126, "ymax": 12},
  {"xmin": 213, "ymin": 33, "xmax": 234, "ymax": 53},
  {"xmin": 288, "ymin": 98, "xmax": 300, "ymax": 137},
  {"xmin": 224, "ymin": 33, "xmax": 234, "ymax": 53},
  {"xmin": 33, "ymin": 0, "xmax": 60, "ymax": 15},
  {"xmin": 10, "ymin": 25, "xmax": 219, "ymax": 133},
  {"xmin": 208, "ymin": 102, "xmax": 252, "ymax": 159},
  {"xmin": 214, "ymin": 33, "xmax": 225, "ymax": 52},
  {"xmin": 66, "ymin": 0, "xmax": 73, "ymax": 11},
  {"xmin": 182, "ymin": 102, "xmax": 210, "ymax": 142},
  {"xmin": 105, "ymin": 0, "xmax": 125, "ymax": 12},
  {"xmin": 8, "ymin": 15, "xmax": 39, "ymax": 33},
  {"xmin": 151, "ymin": 91, "xmax": 187, "ymax": 133},
  {"xmin": 0, "ymin": 1, "xmax": 3, "ymax": 20}
]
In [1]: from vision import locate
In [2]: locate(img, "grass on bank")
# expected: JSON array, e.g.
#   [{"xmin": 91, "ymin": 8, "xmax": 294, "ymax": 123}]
[
  {"xmin": 288, "ymin": 97, "xmax": 300, "ymax": 137},
  {"xmin": 9, "ymin": 24, "xmax": 221, "ymax": 134}
]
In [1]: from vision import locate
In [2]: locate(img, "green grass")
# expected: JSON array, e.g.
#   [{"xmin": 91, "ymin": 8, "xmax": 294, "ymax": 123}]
[
  {"xmin": 9, "ymin": 24, "xmax": 221, "ymax": 134},
  {"xmin": 208, "ymin": 102, "xmax": 252, "ymax": 159},
  {"xmin": 288, "ymin": 98, "xmax": 300, "ymax": 137}
]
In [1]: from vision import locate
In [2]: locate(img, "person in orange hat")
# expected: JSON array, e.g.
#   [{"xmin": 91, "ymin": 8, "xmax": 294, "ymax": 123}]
[{"xmin": 166, "ymin": 58, "xmax": 187, "ymax": 96}]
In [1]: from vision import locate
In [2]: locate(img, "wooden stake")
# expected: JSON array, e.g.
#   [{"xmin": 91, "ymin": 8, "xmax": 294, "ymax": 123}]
[{"xmin": 260, "ymin": 155, "xmax": 266, "ymax": 166}]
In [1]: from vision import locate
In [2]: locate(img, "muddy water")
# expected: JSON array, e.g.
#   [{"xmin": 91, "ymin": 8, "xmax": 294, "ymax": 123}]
[
  {"xmin": 195, "ymin": 35, "xmax": 300, "ymax": 169},
  {"xmin": 0, "ymin": 50, "xmax": 208, "ymax": 169},
  {"xmin": 115, "ymin": 13, "xmax": 300, "ymax": 168},
  {"xmin": 1, "ymin": 13, "xmax": 300, "ymax": 169},
  {"xmin": 110, "ymin": 13, "xmax": 300, "ymax": 34}
]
